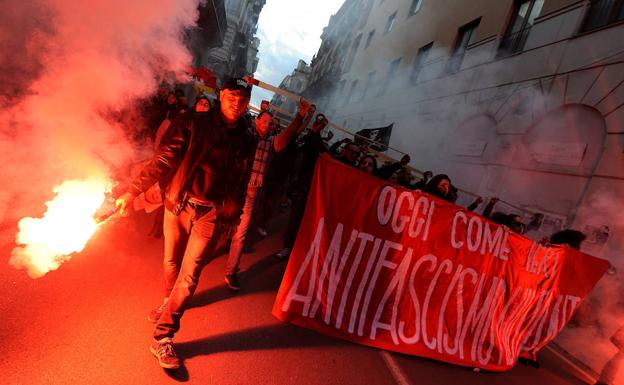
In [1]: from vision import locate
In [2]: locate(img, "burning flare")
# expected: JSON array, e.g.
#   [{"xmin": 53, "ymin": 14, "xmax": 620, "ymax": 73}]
[{"xmin": 10, "ymin": 178, "xmax": 111, "ymax": 278}]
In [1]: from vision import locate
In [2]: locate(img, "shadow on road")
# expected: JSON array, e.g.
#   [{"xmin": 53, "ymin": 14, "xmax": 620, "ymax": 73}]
[
  {"xmin": 188, "ymin": 253, "xmax": 286, "ymax": 309},
  {"xmin": 176, "ymin": 323, "xmax": 341, "ymax": 359},
  {"xmin": 164, "ymin": 365, "xmax": 190, "ymax": 382}
]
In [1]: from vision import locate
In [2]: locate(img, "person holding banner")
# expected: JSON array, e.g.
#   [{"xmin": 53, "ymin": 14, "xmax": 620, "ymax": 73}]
[
  {"xmin": 358, "ymin": 155, "xmax": 378, "ymax": 174},
  {"xmin": 375, "ymin": 154, "xmax": 411, "ymax": 180},
  {"xmin": 330, "ymin": 138, "xmax": 361, "ymax": 166},
  {"xmin": 272, "ymin": 153, "xmax": 611, "ymax": 372},
  {"xmin": 424, "ymin": 174, "xmax": 456, "ymax": 202},
  {"xmin": 224, "ymin": 98, "xmax": 315, "ymax": 291},
  {"xmin": 276, "ymin": 113, "xmax": 329, "ymax": 260}
]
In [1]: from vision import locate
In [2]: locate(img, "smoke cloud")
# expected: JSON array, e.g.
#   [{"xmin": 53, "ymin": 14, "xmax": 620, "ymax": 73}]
[
  {"xmin": 0, "ymin": 0, "xmax": 199, "ymax": 227},
  {"xmin": 561, "ymin": 188, "xmax": 624, "ymax": 374}
]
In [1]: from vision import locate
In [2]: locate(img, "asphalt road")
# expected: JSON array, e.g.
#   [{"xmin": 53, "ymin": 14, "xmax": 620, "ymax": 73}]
[{"xmin": 0, "ymin": 211, "xmax": 589, "ymax": 385}]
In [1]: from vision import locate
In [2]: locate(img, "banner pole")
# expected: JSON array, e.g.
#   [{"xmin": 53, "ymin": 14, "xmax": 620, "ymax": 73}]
[
  {"xmin": 248, "ymin": 77, "xmax": 410, "ymax": 158},
  {"xmin": 261, "ymin": 102, "xmax": 487, "ymax": 201},
  {"xmin": 247, "ymin": 78, "xmax": 302, "ymax": 103}
]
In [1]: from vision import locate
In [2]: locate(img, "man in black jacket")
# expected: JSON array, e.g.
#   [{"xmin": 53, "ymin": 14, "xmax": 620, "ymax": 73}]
[
  {"xmin": 116, "ymin": 78, "xmax": 256, "ymax": 370},
  {"xmin": 276, "ymin": 113, "xmax": 329, "ymax": 259}
]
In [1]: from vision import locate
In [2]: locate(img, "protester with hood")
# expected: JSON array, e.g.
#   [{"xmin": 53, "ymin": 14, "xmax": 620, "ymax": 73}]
[
  {"xmin": 334, "ymin": 140, "xmax": 361, "ymax": 167},
  {"xmin": 358, "ymin": 154, "xmax": 378, "ymax": 174},
  {"xmin": 329, "ymin": 137, "xmax": 351, "ymax": 157},
  {"xmin": 424, "ymin": 174, "xmax": 456, "ymax": 203},
  {"xmin": 549, "ymin": 229, "xmax": 587, "ymax": 249},
  {"xmin": 193, "ymin": 95, "xmax": 211, "ymax": 113}
]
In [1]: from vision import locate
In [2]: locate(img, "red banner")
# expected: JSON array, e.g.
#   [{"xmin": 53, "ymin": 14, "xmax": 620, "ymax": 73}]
[{"xmin": 272, "ymin": 154, "xmax": 610, "ymax": 371}]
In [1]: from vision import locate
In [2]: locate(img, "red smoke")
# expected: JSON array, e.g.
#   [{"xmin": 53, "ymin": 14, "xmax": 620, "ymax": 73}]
[{"xmin": 0, "ymin": 0, "xmax": 200, "ymax": 226}]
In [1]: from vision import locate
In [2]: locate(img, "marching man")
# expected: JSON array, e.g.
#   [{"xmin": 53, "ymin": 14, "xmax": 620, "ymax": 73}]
[{"xmin": 116, "ymin": 78, "xmax": 257, "ymax": 369}]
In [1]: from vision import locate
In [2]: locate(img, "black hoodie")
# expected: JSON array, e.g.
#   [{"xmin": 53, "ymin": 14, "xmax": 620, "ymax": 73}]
[{"xmin": 424, "ymin": 174, "xmax": 456, "ymax": 203}]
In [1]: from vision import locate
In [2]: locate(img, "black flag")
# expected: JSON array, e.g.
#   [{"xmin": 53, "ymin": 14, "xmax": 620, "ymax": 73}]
[{"xmin": 355, "ymin": 123, "xmax": 393, "ymax": 152}]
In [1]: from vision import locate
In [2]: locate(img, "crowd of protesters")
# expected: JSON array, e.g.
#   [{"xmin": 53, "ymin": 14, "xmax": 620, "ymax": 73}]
[
  {"xmin": 272, "ymin": 130, "xmax": 546, "ymax": 241},
  {"xmin": 130, "ymin": 78, "xmax": 592, "ymax": 284},
  {"xmin": 120, "ymin": 77, "xmax": 604, "ymax": 373}
]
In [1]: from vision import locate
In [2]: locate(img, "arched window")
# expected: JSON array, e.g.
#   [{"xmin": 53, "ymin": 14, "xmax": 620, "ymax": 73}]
[{"xmin": 519, "ymin": 104, "xmax": 606, "ymax": 175}]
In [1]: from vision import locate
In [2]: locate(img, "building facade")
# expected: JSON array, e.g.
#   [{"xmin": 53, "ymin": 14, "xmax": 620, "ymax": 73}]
[
  {"xmin": 270, "ymin": 60, "xmax": 312, "ymax": 117},
  {"xmin": 198, "ymin": 0, "xmax": 265, "ymax": 84},
  {"xmin": 303, "ymin": 0, "xmax": 375, "ymax": 107},
  {"xmin": 187, "ymin": 0, "xmax": 228, "ymax": 62},
  {"xmin": 304, "ymin": 0, "xmax": 624, "ymax": 374}
]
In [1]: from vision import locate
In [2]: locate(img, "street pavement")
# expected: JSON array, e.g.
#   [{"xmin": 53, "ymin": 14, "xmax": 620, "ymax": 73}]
[{"xmin": 0, "ymin": 211, "xmax": 590, "ymax": 385}]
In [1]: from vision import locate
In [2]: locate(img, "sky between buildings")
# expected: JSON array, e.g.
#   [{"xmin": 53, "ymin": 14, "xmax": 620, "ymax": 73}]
[{"xmin": 251, "ymin": 0, "xmax": 345, "ymax": 107}]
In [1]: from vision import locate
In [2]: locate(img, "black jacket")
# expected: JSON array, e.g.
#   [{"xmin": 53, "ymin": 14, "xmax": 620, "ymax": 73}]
[
  {"xmin": 295, "ymin": 131, "xmax": 326, "ymax": 191},
  {"xmin": 424, "ymin": 174, "xmax": 457, "ymax": 203},
  {"xmin": 130, "ymin": 109, "xmax": 256, "ymax": 218}
]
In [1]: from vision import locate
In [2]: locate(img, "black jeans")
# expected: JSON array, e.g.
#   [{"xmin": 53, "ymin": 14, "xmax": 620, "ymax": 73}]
[
  {"xmin": 154, "ymin": 204, "xmax": 221, "ymax": 340},
  {"xmin": 283, "ymin": 187, "xmax": 308, "ymax": 249},
  {"xmin": 254, "ymin": 181, "xmax": 282, "ymax": 228}
]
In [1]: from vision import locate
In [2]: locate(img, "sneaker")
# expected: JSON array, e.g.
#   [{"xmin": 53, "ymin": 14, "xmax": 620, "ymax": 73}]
[
  {"xmin": 256, "ymin": 227, "xmax": 268, "ymax": 237},
  {"xmin": 149, "ymin": 338, "xmax": 180, "ymax": 369},
  {"xmin": 224, "ymin": 273, "xmax": 241, "ymax": 291},
  {"xmin": 276, "ymin": 247, "xmax": 291, "ymax": 260},
  {"xmin": 147, "ymin": 298, "xmax": 168, "ymax": 323}
]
